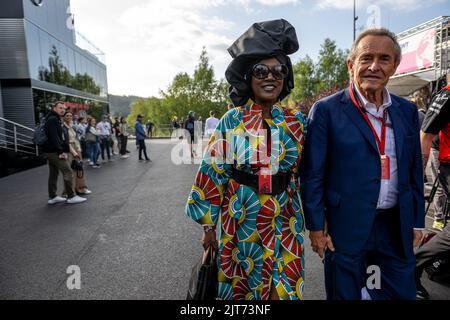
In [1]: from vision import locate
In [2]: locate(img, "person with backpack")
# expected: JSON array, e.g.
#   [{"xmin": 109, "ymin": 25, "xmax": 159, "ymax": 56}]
[
  {"xmin": 41, "ymin": 101, "xmax": 87, "ymax": 205},
  {"xmin": 184, "ymin": 111, "xmax": 196, "ymax": 159}
]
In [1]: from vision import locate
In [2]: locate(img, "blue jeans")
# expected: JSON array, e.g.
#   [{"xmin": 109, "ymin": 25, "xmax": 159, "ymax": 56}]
[{"xmin": 87, "ymin": 142, "xmax": 100, "ymax": 165}]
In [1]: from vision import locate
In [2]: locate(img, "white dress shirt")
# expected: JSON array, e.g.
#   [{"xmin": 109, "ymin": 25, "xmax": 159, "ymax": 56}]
[
  {"xmin": 354, "ymin": 86, "xmax": 398, "ymax": 209},
  {"xmin": 96, "ymin": 121, "xmax": 111, "ymax": 136},
  {"xmin": 204, "ymin": 116, "xmax": 219, "ymax": 136}
]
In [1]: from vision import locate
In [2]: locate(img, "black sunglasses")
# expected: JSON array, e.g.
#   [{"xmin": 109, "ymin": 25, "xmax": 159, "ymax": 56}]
[{"xmin": 251, "ymin": 63, "xmax": 289, "ymax": 80}]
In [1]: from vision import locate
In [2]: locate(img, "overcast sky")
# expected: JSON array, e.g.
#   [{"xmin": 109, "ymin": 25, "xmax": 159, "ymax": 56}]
[{"xmin": 69, "ymin": 0, "xmax": 449, "ymax": 97}]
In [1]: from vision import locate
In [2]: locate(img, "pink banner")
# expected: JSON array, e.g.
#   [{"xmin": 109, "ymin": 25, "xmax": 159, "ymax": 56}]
[{"xmin": 395, "ymin": 28, "xmax": 435, "ymax": 75}]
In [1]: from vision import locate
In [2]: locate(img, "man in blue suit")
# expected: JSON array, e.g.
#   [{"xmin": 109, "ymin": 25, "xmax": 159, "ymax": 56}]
[{"xmin": 301, "ymin": 28, "xmax": 425, "ymax": 300}]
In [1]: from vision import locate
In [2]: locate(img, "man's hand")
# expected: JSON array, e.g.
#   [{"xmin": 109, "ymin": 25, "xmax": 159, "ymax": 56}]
[
  {"xmin": 309, "ymin": 229, "xmax": 335, "ymax": 259},
  {"xmin": 58, "ymin": 153, "xmax": 68, "ymax": 160},
  {"xmin": 413, "ymin": 229, "xmax": 424, "ymax": 247}
]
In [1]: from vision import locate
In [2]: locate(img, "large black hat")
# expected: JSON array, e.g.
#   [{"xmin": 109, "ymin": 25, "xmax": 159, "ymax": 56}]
[{"xmin": 225, "ymin": 19, "xmax": 299, "ymax": 106}]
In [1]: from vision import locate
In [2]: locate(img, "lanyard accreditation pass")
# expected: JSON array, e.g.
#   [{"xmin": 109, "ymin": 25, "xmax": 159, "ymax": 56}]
[{"xmin": 349, "ymin": 83, "xmax": 390, "ymax": 180}]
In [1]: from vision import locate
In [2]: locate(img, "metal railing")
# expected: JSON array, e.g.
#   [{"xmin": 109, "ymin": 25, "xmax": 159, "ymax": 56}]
[
  {"xmin": 142, "ymin": 124, "xmax": 206, "ymax": 138},
  {"xmin": 124, "ymin": 124, "xmax": 181, "ymax": 138},
  {"xmin": 0, "ymin": 117, "xmax": 38, "ymax": 156},
  {"xmin": 153, "ymin": 124, "xmax": 176, "ymax": 138}
]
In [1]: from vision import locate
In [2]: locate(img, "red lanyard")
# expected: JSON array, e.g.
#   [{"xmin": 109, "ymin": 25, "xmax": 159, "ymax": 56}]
[{"xmin": 349, "ymin": 84, "xmax": 388, "ymax": 155}]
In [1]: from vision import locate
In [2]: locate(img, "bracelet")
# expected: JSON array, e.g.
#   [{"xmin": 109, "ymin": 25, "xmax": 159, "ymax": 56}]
[{"xmin": 203, "ymin": 225, "xmax": 216, "ymax": 233}]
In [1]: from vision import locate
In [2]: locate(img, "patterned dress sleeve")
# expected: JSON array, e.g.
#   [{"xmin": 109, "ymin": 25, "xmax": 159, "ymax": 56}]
[
  {"xmin": 185, "ymin": 109, "xmax": 240, "ymax": 226},
  {"xmin": 295, "ymin": 111, "xmax": 308, "ymax": 136}
]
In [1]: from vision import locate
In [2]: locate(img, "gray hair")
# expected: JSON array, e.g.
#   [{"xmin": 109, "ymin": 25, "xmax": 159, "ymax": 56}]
[{"xmin": 348, "ymin": 28, "xmax": 402, "ymax": 64}]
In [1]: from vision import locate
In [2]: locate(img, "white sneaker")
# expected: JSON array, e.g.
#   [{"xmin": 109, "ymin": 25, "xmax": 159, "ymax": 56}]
[
  {"xmin": 79, "ymin": 189, "xmax": 92, "ymax": 195},
  {"xmin": 88, "ymin": 161, "xmax": 94, "ymax": 166},
  {"xmin": 48, "ymin": 196, "xmax": 67, "ymax": 205},
  {"xmin": 66, "ymin": 195, "xmax": 87, "ymax": 204},
  {"xmin": 120, "ymin": 155, "xmax": 130, "ymax": 159}
]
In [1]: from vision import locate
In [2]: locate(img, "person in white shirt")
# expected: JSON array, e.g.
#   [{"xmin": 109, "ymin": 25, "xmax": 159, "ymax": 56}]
[
  {"xmin": 204, "ymin": 111, "xmax": 219, "ymax": 138},
  {"xmin": 96, "ymin": 116, "xmax": 112, "ymax": 161}
]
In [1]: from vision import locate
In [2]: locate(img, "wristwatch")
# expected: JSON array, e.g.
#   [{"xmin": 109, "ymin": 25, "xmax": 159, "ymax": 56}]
[{"xmin": 203, "ymin": 225, "xmax": 216, "ymax": 233}]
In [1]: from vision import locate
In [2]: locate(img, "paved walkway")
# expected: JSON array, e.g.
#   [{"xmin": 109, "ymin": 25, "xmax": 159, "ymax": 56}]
[{"xmin": 0, "ymin": 139, "xmax": 448, "ymax": 299}]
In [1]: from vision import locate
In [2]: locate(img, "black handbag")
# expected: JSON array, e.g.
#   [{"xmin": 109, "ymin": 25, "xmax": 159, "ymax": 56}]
[
  {"xmin": 86, "ymin": 131, "xmax": 97, "ymax": 143},
  {"xmin": 186, "ymin": 245, "xmax": 218, "ymax": 300},
  {"xmin": 71, "ymin": 159, "xmax": 83, "ymax": 171}
]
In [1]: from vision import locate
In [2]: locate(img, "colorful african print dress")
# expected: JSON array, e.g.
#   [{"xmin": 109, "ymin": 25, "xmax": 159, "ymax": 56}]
[{"xmin": 185, "ymin": 99, "xmax": 307, "ymax": 300}]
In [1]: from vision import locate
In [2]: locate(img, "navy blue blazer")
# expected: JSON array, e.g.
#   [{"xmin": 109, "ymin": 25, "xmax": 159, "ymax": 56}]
[{"xmin": 300, "ymin": 88, "xmax": 425, "ymax": 257}]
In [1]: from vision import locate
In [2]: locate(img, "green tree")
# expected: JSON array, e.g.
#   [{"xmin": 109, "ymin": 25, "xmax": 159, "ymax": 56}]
[
  {"xmin": 38, "ymin": 45, "xmax": 100, "ymax": 95},
  {"xmin": 192, "ymin": 47, "xmax": 216, "ymax": 101},
  {"xmin": 291, "ymin": 55, "xmax": 319, "ymax": 101},
  {"xmin": 162, "ymin": 72, "xmax": 193, "ymax": 118},
  {"xmin": 160, "ymin": 48, "xmax": 229, "ymax": 121},
  {"xmin": 316, "ymin": 38, "xmax": 349, "ymax": 90},
  {"xmin": 289, "ymin": 38, "xmax": 350, "ymax": 113},
  {"xmin": 127, "ymin": 97, "xmax": 164, "ymax": 125},
  {"xmin": 127, "ymin": 48, "xmax": 230, "ymax": 136}
]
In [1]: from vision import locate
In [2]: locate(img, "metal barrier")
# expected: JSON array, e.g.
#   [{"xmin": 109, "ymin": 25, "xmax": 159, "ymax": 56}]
[
  {"xmin": 152, "ymin": 124, "xmax": 175, "ymax": 138},
  {"xmin": 148, "ymin": 123, "xmax": 204, "ymax": 138},
  {"xmin": 0, "ymin": 117, "xmax": 38, "ymax": 156}
]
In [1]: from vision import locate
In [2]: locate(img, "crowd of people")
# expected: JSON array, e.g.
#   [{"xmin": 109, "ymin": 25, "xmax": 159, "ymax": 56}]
[
  {"xmin": 41, "ymin": 105, "xmax": 156, "ymax": 205},
  {"xmin": 73, "ymin": 114, "xmax": 133, "ymax": 167}
]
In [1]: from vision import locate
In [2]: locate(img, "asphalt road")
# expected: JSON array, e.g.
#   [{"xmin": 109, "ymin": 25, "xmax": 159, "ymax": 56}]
[{"xmin": 0, "ymin": 139, "xmax": 448, "ymax": 299}]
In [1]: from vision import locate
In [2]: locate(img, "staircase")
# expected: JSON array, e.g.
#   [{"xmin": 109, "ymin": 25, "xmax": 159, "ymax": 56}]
[{"xmin": 0, "ymin": 117, "xmax": 45, "ymax": 177}]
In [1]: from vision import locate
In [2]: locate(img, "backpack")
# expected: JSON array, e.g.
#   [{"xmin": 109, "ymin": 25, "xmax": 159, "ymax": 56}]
[
  {"xmin": 186, "ymin": 121, "xmax": 194, "ymax": 130},
  {"xmin": 32, "ymin": 122, "xmax": 47, "ymax": 146}
]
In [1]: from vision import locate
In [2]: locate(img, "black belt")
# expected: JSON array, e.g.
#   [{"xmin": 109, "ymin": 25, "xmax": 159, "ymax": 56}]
[
  {"xmin": 231, "ymin": 168, "xmax": 291, "ymax": 195},
  {"xmin": 376, "ymin": 206, "xmax": 399, "ymax": 216}
]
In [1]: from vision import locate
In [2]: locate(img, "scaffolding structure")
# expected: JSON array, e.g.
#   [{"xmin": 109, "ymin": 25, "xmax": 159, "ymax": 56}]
[
  {"xmin": 388, "ymin": 16, "xmax": 450, "ymax": 97},
  {"xmin": 434, "ymin": 16, "xmax": 450, "ymax": 80}
]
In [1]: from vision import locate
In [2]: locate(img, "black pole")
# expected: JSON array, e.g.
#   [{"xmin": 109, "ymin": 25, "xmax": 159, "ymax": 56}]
[{"xmin": 353, "ymin": 0, "xmax": 356, "ymax": 41}]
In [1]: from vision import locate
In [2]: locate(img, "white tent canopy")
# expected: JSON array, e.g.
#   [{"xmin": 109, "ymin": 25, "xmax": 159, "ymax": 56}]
[{"xmin": 387, "ymin": 69, "xmax": 438, "ymax": 97}]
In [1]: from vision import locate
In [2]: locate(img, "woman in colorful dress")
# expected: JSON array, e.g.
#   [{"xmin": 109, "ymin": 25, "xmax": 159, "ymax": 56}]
[{"xmin": 185, "ymin": 19, "xmax": 307, "ymax": 300}]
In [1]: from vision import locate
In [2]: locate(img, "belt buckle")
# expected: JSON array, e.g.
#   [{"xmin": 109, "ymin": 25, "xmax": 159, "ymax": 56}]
[{"xmin": 258, "ymin": 167, "xmax": 272, "ymax": 194}]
